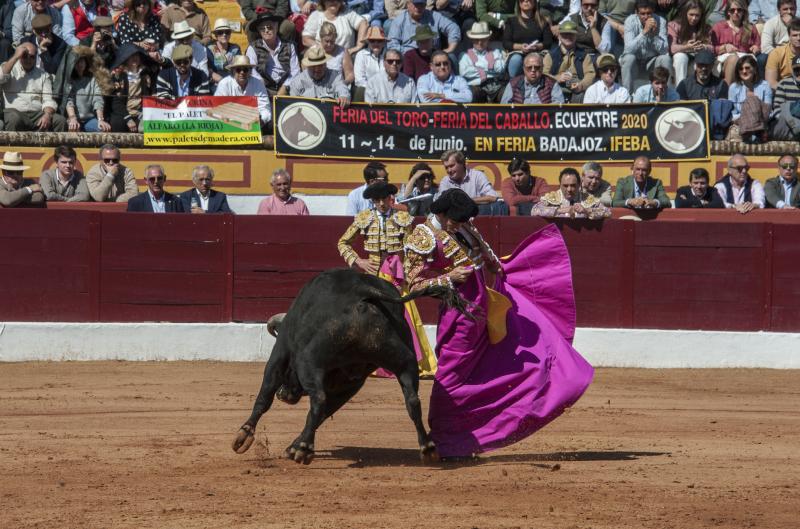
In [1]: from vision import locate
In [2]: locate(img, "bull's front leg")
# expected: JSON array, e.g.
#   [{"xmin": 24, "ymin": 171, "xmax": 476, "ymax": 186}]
[
  {"xmin": 396, "ymin": 361, "xmax": 438, "ymax": 463},
  {"xmin": 286, "ymin": 370, "xmax": 327, "ymax": 465},
  {"xmin": 231, "ymin": 351, "xmax": 287, "ymax": 454}
]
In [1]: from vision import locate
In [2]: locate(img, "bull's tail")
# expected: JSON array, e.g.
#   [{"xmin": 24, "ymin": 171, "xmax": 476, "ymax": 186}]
[{"xmin": 364, "ymin": 284, "xmax": 477, "ymax": 320}]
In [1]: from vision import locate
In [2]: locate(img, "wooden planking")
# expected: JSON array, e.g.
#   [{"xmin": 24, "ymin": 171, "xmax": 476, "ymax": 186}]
[
  {"xmin": 575, "ymin": 301, "xmax": 625, "ymax": 328},
  {"xmin": 102, "ymin": 212, "xmax": 227, "ymax": 241},
  {"xmin": 635, "ymin": 221, "xmax": 765, "ymax": 248},
  {"xmin": 635, "ymin": 246, "xmax": 764, "ymax": 275},
  {"xmin": 1, "ymin": 265, "xmax": 89, "ymax": 293},
  {"xmin": 235, "ymin": 215, "xmax": 352, "ymax": 244},
  {"xmin": 634, "ymin": 300, "xmax": 765, "ymax": 331},
  {"xmin": 0, "ymin": 209, "xmax": 94, "ymax": 238},
  {"xmin": 234, "ymin": 242, "xmax": 342, "ymax": 271},
  {"xmin": 633, "ymin": 271, "xmax": 764, "ymax": 303},
  {"xmin": 234, "ymin": 271, "xmax": 317, "ymax": 298},
  {"xmin": 0, "ymin": 238, "xmax": 88, "ymax": 266},
  {"xmin": 100, "ymin": 303, "xmax": 223, "ymax": 322},
  {"xmin": 4, "ymin": 293, "xmax": 92, "ymax": 321},
  {"xmin": 100, "ymin": 270, "xmax": 226, "ymax": 305},
  {"xmin": 102, "ymin": 239, "xmax": 226, "ymax": 272},
  {"xmin": 233, "ymin": 298, "xmax": 295, "ymax": 322}
]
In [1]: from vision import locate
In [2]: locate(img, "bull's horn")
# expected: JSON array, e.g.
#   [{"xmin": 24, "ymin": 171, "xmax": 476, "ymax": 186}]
[{"xmin": 267, "ymin": 313, "xmax": 286, "ymax": 337}]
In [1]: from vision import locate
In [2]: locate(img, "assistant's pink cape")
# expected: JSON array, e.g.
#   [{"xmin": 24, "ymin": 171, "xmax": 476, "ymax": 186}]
[{"xmin": 429, "ymin": 224, "xmax": 594, "ymax": 457}]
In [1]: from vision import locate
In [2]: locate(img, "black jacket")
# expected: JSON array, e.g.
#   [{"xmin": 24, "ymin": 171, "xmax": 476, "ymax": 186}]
[
  {"xmin": 674, "ymin": 185, "xmax": 725, "ymax": 208},
  {"xmin": 177, "ymin": 188, "xmax": 232, "ymax": 214},
  {"xmin": 126, "ymin": 191, "xmax": 184, "ymax": 212}
]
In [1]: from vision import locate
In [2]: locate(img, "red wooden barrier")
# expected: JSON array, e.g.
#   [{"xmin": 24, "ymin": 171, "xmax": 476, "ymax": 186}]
[{"xmin": 1, "ymin": 209, "xmax": 799, "ymax": 332}]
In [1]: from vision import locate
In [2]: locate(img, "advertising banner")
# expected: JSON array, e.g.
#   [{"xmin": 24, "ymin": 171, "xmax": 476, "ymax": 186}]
[
  {"xmin": 143, "ymin": 96, "xmax": 262, "ymax": 146},
  {"xmin": 273, "ymin": 97, "xmax": 710, "ymax": 162}
]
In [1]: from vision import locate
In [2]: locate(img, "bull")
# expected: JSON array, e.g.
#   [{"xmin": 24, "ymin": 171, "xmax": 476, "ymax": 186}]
[
  {"xmin": 663, "ymin": 119, "xmax": 702, "ymax": 149},
  {"xmin": 231, "ymin": 268, "xmax": 467, "ymax": 464}
]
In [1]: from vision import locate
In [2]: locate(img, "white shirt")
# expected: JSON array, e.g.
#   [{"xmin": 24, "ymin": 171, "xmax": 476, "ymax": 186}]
[
  {"xmin": 303, "ymin": 10, "xmax": 364, "ymax": 49},
  {"xmin": 776, "ymin": 178, "xmax": 796, "ymax": 208},
  {"xmin": 148, "ymin": 190, "xmax": 166, "ymax": 213},
  {"xmin": 583, "ymin": 80, "xmax": 631, "ymax": 104},
  {"xmin": 353, "ymin": 48, "xmax": 385, "ymax": 88},
  {"xmin": 715, "ymin": 178, "xmax": 766, "ymax": 208}
]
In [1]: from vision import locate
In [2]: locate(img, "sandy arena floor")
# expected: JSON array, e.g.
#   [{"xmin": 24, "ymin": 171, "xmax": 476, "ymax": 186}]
[{"xmin": 0, "ymin": 362, "xmax": 797, "ymax": 529}]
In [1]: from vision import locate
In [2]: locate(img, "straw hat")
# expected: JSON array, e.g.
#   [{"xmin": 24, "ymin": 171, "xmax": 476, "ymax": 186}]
[
  {"xmin": 225, "ymin": 55, "xmax": 256, "ymax": 71},
  {"xmin": 171, "ymin": 21, "xmax": 196, "ymax": 40},
  {"xmin": 466, "ymin": 22, "xmax": 492, "ymax": 40},
  {"xmin": 596, "ymin": 53, "xmax": 619, "ymax": 69},
  {"xmin": 213, "ymin": 18, "xmax": 232, "ymax": 32},
  {"xmin": 302, "ymin": 45, "xmax": 329, "ymax": 68},
  {"xmin": 0, "ymin": 152, "xmax": 30, "ymax": 171},
  {"xmin": 362, "ymin": 26, "xmax": 386, "ymax": 42}
]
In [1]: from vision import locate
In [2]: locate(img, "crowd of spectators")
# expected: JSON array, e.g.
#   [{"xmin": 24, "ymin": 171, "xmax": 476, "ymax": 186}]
[{"xmin": 5, "ymin": 0, "xmax": 800, "ymax": 141}]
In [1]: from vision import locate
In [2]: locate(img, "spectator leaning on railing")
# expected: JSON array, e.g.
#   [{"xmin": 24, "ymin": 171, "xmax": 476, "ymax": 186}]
[
  {"xmin": 86, "ymin": 144, "xmax": 139, "ymax": 203},
  {"xmin": 674, "ymin": 167, "xmax": 725, "ymax": 208},
  {"xmin": 258, "ymin": 168, "xmax": 310, "ymax": 215},
  {"xmin": 612, "ymin": 155, "xmax": 671, "ymax": 210},
  {"xmin": 178, "ymin": 165, "xmax": 232, "ymax": 214},
  {"xmin": 764, "ymin": 153, "xmax": 800, "ymax": 208},
  {"xmin": 38, "ymin": 145, "xmax": 90, "ymax": 202},
  {"xmin": 581, "ymin": 161, "xmax": 613, "ymax": 207},
  {"xmin": 0, "ymin": 152, "xmax": 45, "ymax": 208},
  {"xmin": 714, "ymin": 153, "xmax": 766, "ymax": 213},
  {"xmin": 127, "ymin": 164, "xmax": 184, "ymax": 213}
]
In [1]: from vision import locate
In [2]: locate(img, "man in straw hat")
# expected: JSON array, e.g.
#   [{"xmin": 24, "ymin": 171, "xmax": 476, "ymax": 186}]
[
  {"xmin": 214, "ymin": 55, "xmax": 272, "ymax": 129},
  {"xmin": 245, "ymin": 11, "xmax": 300, "ymax": 96},
  {"xmin": 288, "ymin": 45, "xmax": 350, "ymax": 107},
  {"xmin": 583, "ymin": 52, "xmax": 631, "ymax": 103},
  {"xmin": 0, "ymin": 42, "xmax": 67, "ymax": 131},
  {"xmin": 240, "ymin": 1, "xmax": 296, "ymax": 43},
  {"xmin": 156, "ymin": 44, "xmax": 211, "ymax": 98},
  {"xmin": 163, "ymin": 20, "xmax": 209, "ymax": 75},
  {"xmin": 353, "ymin": 26, "xmax": 387, "ymax": 91},
  {"xmin": 458, "ymin": 21, "xmax": 505, "ymax": 102},
  {"xmin": 0, "ymin": 152, "xmax": 45, "ymax": 208},
  {"xmin": 160, "ymin": 0, "xmax": 211, "ymax": 45}
]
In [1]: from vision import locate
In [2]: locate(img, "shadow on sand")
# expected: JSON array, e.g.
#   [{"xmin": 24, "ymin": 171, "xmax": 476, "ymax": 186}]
[{"xmin": 321, "ymin": 446, "xmax": 668, "ymax": 468}]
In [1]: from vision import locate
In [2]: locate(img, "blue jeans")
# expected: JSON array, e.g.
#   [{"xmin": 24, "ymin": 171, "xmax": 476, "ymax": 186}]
[
  {"xmin": 82, "ymin": 117, "xmax": 100, "ymax": 132},
  {"xmin": 507, "ymin": 53, "xmax": 524, "ymax": 78}
]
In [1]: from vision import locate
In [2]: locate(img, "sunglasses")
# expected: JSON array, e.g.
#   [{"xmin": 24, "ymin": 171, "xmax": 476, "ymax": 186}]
[
  {"xmin": 174, "ymin": 59, "xmax": 191, "ymax": 65},
  {"xmin": 729, "ymin": 7, "xmax": 743, "ymax": 12},
  {"xmin": 582, "ymin": 2, "xmax": 598, "ymax": 6},
  {"xmin": 104, "ymin": 158, "xmax": 120, "ymax": 164},
  {"xmin": 738, "ymin": 65, "xmax": 753, "ymax": 71},
  {"xmin": 385, "ymin": 59, "xmax": 401, "ymax": 64},
  {"xmin": 780, "ymin": 163, "xmax": 797, "ymax": 169},
  {"xmin": 524, "ymin": 65, "xmax": 543, "ymax": 71},
  {"xmin": 215, "ymin": 30, "xmax": 232, "ymax": 35},
  {"xmin": 147, "ymin": 176, "xmax": 165, "ymax": 183},
  {"xmin": 233, "ymin": 67, "xmax": 250, "ymax": 74},
  {"xmin": 432, "ymin": 61, "xmax": 449, "ymax": 67},
  {"xmin": 732, "ymin": 165, "xmax": 749, "ymax": 171}
]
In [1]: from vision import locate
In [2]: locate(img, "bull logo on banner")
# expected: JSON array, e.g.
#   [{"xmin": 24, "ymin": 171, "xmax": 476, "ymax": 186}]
[
  {"xmin": 277, "ymin": 102, "xmax": 327, "ymax": 150},
  {"xmin": 654, "ymin": 107, "xmax": 706, "ymax": 155}
]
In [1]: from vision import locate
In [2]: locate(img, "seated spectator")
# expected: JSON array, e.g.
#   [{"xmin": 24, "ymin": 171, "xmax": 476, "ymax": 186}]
[
  {"xmin": 417, "ymin": 50, "xmax": 472, "ymax": 102},
  {"xmin": 711, "ymin": 0, "xmax": 760, "ymax": 85},
  {"xmin": 674, "ymin": 167, "xmax": 725, "ymax": 208},
  {"xmin": 0, "ymin": 152, "xmax": 45, "ymax": 208},
  {"xmin": 62, "ymin": 45, "xmax": 112, "ymax": 132},
  {"xmin": 599, "ymin": 0, "xmax": 636, "ymax": 53},
  {"xmin": 163, "ymin": 21, "xmax": 209, "ymax": 76},
  {"xmin": 501, "ymin": 51, "xmax": 565, "ymax": 103},
  {"xmin": 612, "ymin": 155, "xmax": 671, "ymax": 209},
  {"xmin": 567, "ymin": 0, "xmax": 611, "ymax": 56},
  {"xmin": 90, "ymin": 16, "xmax": 117, "ymax": 68},
  {"xmin": 581, "ymin": 161, "xmax": 613, "ymax": 206},
  {"xmin": 532, "ymin": 167, "xmax": 612, "ymax": 219},
  {"xmin": 302, "ymin": 0, "xmax": 367, "ymax": 55},
  {"xmin": 397, "ymin": 162, "xmax": 438, "ymax": 216},
  {"xmin": 768, "ymin": 54, "xmax": 800, "ymax": 139},
  {"xmin": 538, "ymin": 0, "xmax": 572, "ymax": 25},
  {"xmin": 245, "ymin": 12, "xmax": 300, "ymax": 97},
  {"xmin": 106, "ymin": 43, "xmax": 157, "ymax": 132},
  {"xmin": 288, "ymin": 45, "xmax": 350, "ymax": 105},
  {"xmin": 117, "ymin": 0, "xmax": 164, "ymax": 49},
  {"xmin": 388, "ymin": 0, "xmax": 460, "ymax": 56},
  {"xmin": 86, "ymin": 144, "xmax": 139, "ymax": 202},
  {"xmin": 633, "ymin": 66, "xmax": 680, "ymax": 102},
  {"xmin": 668, "ymin": 0, "xmax": 712, "ymax": 85},
  {"xmin": 475, "ymin": 0, "xmax": 515, "ymax": 34},
  {"xmin": 502, "ymin": 0, "xmax": 552, "ymax": 78},
  {"xmin": 764, "ymin": 153, "xmax": 800, "ymax": 208},
  {"xmin": 126, "ymin": 164, "xmax": 184, "ymax": 213},
  {"xmin": 258, "ymin": 168, "xmax": 310, "ymax": 215},
  {"xmin": 215, "ymin": 55, "xmax": 272, "ymax": 130},
  {"xmin": 365, "ymin": 48, "xmax": 416, "ymax": 102},
  {"xmin": 156, "ymin": 44, "xmax": 211, "ymax": 97},
  {"xmin": 0, "ymin": 43, "xmax": 66, "ymax": 132},
  {"xmin": 61, "ymin": 0, "xmax": 109, "ymax": 47},
  {"xmin": 438, "ymin": 149, "xmax": 500, "ymax": 216},
  {"xmin": 402, "ymin": 25, "xmax": 435, "ymax": 81},
  {"xmin": 23, "ymin": 14, "xmax": 68, "ymax": 76},
  {"xmin": 714, "ymin": 153, "xmax": 766, "ymax": 213},
  {"xmin": 676, "ymin": 49, "xmax": 729, "ymax": 100},
  {"xmin": 338, "ymin": 181, "xmax": 412, "ymax": 275},
  {"xmin": 543, "ymin": 20, "xmax": 596, "ymax": 103},
  {"xmin": 207, "ymin": 19, "xmax": 241, "ymax": 86},
  {"xmin": 354, "ymin": 26, "xmax": 387, "ymax": 94},
  {"xmin": 160, "ymin": 0, "xmax": 211, "ymax": 45},
  {"xmin": 437, "ymin": 0, "xmax": 476, "ymax": 38},
  {"xmin": 765, "ymin": 18, "xmax": 800, "ymax": 89},
  {"xmin": 346, "ymin": 160, "xmax": 387, "ymax": 215},
  {"xmin": 619, "ymin": 0, "xmax": 671, "ymax": 94},
  {"xmin": 320, "ymin": 21, "xmax": 354, "ymax": 85},
  {"xmin": 376, "ymin": 0, "xmax": 405, "ymax": 34},
  {"xmin": 39, "ymin": 146, "xmax": 90, "ymax": 203},
  {"xmin": 583, "ymin": 53, "xmax": 631, "ymax": 103},
  {"xmin": 239, "ymin": 0, "xmax": 296, "ymax": 43},
  {"xmin": 12, "ymin": 0, "xmax": 63, "ymax": 48},
  {"xmin": 759, "ymin": 0, "xmax": 796, "ymax": 60},
  {"xmin": 459, "ymin": 22, "xmax": 505, "ymax": 102},
  {"xmin": 751, "ymin": 0, "xmax": 796, "ymax": 27},
  {"xmin": 178, "ymin": 165, "xmax": 232, "ymax": 214},
  {"xmin": 500, "ymin": 157, "xmax": 546, "ymax": 216},
  {"xmin": 728, "ymin": 54, "xmax": 772, "ymax": 141}
]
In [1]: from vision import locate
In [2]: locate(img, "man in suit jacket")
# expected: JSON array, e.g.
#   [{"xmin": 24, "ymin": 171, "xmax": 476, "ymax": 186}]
[
  {"xmin": 674, "ymin": 168, "xmax": 725, "ymax": 208},
  {"xmin": 612, "ymin": 156, "xmax": 672, "ymax": 209},
  {"xmin": 177, "ymin": 165, "xmax": 232, "ymax": 214},
  {"xmin": 126, "ymin": 164, "xmax": 183, "ymax": 212},
  {"xmin": 764, "ymin": 154, "xmax": 800, "ymax": 208},
  {"xmin": 155, "ymin": 44, "xmax": 211, "ymax": 98}
]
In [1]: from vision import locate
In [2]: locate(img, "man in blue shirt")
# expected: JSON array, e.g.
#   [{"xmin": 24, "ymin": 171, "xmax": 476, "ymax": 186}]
[
  {"xmin": 387, "ymin": 0, "xmax": 461, "ymax": 55},
  {"xmin": 416, "ymin": 50, "xmax": 472, "ymax": 102}
]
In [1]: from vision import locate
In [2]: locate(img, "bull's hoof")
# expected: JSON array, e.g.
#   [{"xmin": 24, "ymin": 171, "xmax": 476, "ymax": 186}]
[
  {"xmin": 276, "ymin": 385, "xmax": 302, "ymax": 405},
  {"xmin": 285, "ymin": 442, "xmax": 315, "ymax": 465},
  {"xmin": 420, "ymin": 440, "xmax": 439, "ymax": 464},
  {"xmin": 231, "ymin": 425, "xmax": 255, "ymax": 454}
]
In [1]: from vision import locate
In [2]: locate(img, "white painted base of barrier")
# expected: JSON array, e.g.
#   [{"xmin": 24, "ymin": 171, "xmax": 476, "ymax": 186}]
[{"xmin": 1, "ymin": 323, "xmax": 798, "ymax": 368}]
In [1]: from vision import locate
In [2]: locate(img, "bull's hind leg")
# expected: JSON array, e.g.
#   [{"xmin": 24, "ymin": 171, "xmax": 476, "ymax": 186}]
[{"xmin": 390, "ymin": 349, "xmax": 438, "ymax": 463}]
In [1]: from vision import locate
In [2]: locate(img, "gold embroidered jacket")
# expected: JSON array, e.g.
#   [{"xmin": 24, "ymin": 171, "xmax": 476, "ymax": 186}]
[
  {"xmin": 531, "ymin": 190, "xmax": 612, "ymax": 219},
  {"xmin": 337, "ymin": 209, "xmax": 414, "ymax": 270}
]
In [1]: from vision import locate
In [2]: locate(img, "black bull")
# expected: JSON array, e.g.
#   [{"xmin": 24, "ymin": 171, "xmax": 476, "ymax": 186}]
[{"xmin": 231, "ymin": 268, "xmax": 468, "ymax": 464}]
